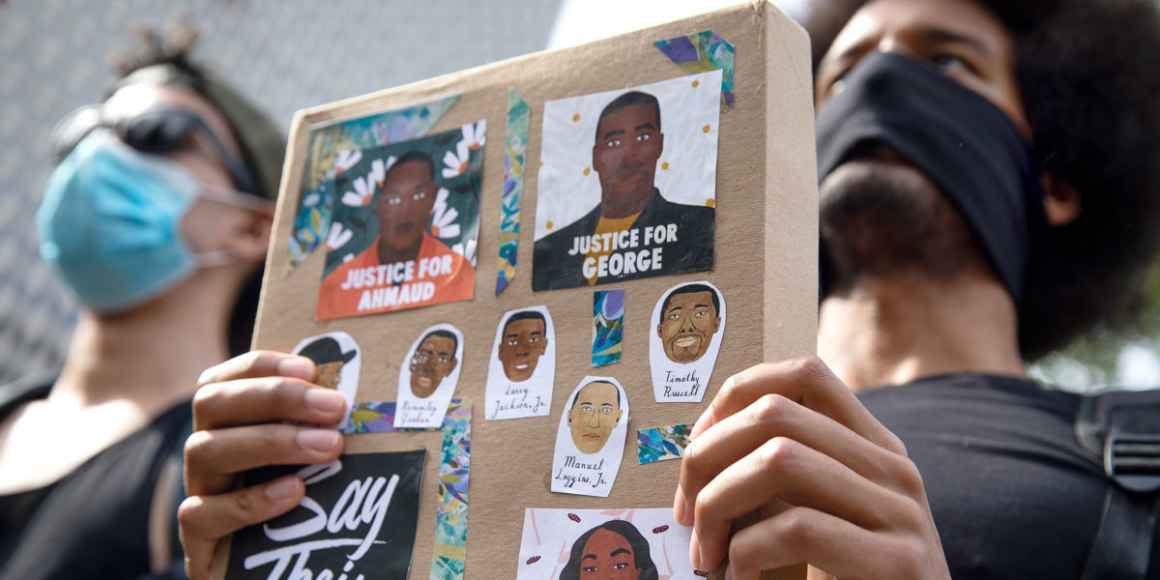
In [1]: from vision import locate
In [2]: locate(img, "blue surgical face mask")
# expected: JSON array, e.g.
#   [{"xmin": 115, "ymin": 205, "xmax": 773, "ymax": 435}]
[{"xmin": 38, "ymin": 129, "xmax": 249, "ymax": 312}]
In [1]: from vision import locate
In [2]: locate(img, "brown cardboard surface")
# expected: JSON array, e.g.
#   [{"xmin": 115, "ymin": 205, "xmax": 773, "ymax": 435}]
[{"xmin": 223, "ymin": 2, "xmax": 816, "ymax": 578}]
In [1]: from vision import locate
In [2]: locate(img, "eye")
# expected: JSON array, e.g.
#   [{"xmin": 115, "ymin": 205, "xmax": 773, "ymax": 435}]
[
  {"xmin": 636, "ymin": 132, "xmax": 651, "ymax": 142},
  {"xmin": 613, "ymin": 563, "xmax": 629, "ymax": 570},
  {"xmin": 605, "ymin": 138, "xmax": 621, "ymax": 148},
  {"xmin": 931, "ymin": 53, "xmax": 970, "ymax": 73},
  {"xmin": 385, "ymin": 195, "xmax": 402, "ymax": 206},
  {"xmin": 412, "ymin": 190, "xmax": 427, "ymax": 201}
]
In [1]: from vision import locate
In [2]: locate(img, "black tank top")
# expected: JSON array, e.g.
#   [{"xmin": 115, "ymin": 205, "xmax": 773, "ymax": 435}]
[
  {"xmin": 0, "ymin": 376, "xmax": 191, "ymax": 580},
  {"xmin": 859, "ymin": 373, "xmax": 1159, "ymax": 579}
]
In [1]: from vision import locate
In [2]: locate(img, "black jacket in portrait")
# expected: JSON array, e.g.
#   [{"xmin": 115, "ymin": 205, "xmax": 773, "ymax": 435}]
[{"xmin": 532, "ymin": 188, "xmax": 714, "ymax": 291}]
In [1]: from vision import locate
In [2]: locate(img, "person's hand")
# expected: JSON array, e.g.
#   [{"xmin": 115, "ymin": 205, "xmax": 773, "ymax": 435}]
[
  {"xmin": 178, "ymin": 351, "xmax": 347, "ymax": 580},
  {"xmin": 674, "ymin": 357, "xmax": 950, "ymax": 580}
]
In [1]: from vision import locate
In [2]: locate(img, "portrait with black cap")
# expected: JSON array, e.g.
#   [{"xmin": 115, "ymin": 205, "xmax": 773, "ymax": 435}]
[{"xmin": 291, "ymin": 331, "xmax": 361, "ymax": 418}]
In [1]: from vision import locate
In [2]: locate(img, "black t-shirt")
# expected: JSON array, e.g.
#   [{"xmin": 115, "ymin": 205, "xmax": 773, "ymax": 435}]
[
  {"xmin": 859, "ymin": 373, "xmax": 1158, "ymax": 579},
  {"xmin": 0, "ymin": 377, "xmax": 191, "ymax": 580}
]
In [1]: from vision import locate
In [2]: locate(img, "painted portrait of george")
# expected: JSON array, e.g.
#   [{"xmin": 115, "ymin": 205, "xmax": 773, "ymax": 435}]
[
  {"xmin": 316, "ymin": 124, "xmax": 484, "ymax": 320},
  {"xmin": 533, "ymin": 70, "xmax": 722, "ymax": 291},
  {"xmin": 649, "ymin": 281, "xmax": 727, "ymax": 403},
  {"xmin": 485, "ymin": 306, "xmax": 557, "ymax": 421}
]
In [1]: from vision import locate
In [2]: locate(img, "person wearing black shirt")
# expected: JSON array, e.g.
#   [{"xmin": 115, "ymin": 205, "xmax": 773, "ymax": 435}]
[
  {"xmin": 175, "ymin": 1, "xmax": 1160, "ymax": 579},
  {"xmin": 0, "ymin": 26, "xmax": 286, "ymax": 580}
]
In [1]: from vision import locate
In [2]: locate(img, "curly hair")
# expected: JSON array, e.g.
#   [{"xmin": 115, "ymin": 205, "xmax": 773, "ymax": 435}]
[{"xmin": 808, "ymin": 0, "xmax": 1160, "ymax": 360}]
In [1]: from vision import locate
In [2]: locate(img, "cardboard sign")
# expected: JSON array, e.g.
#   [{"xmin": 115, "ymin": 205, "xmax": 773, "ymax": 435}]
[{"xmin": 225, "ymin": 3, "xmax": 816, "ymax": 580}]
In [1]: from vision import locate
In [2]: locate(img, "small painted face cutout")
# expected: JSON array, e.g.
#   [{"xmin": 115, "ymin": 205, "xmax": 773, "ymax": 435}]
[
  {"xmin": 409, "ymin": 334, "xmax": 458, "ymax": 398},
  {"xmin": 657, "ymin": 289, "xmax": 720, "ymax": 363},
  {"xmin": 579, "ymin": 528, "xmax": 640, "ymax": 580},
  {"xmin": 568, "ymin": 381, "xmax": 623, "ymax": 454},
  {"xmin": 498, "ymin": 316, "xmax": 548, "ymax": 382},
  {"xmin": 315, "ymin": 361, "xmax": 344, "ymax": 390}
]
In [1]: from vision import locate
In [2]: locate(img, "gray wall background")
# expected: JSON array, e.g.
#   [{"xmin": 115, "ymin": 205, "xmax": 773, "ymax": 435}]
[
  {"xmin": 2, "ymin": 0, "xmax": 1156, "ymax": 390},
  {"xmin": 0, "ymin": 0, "xmax": 562, "ymax": 384}
]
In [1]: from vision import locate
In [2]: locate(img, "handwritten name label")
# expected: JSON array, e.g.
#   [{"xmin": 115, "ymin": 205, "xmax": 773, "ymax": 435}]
[
  {"xmin": 488, "ymin": 382, "xmax": 549, "ymax": 420},
  {"xmin": 661, "ymin": 369, "xmax": 704, "ymax": 399},
  {"xmin": 397, "ymin": 399, "xmax": 440, "ymax": 427},
  {"xmin": 553, "ymin": 454, "xmax": 610, "ymax": 490}
]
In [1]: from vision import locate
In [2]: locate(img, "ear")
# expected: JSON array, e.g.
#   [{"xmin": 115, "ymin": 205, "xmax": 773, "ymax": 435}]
[
  {"xmin": 1042, "ymin": 174, "xmax": 1082, "ymax": 226},
  {"xmin": 592, "ymin": 143, "xmax": 602, "ymax": 174},
  {"xmin": 223, "ymin": 205, "xmax": 273, "ymax": 262},
  {"xmin": 658, "ymin": 132, "xmax": 665, "ymax": 155}
]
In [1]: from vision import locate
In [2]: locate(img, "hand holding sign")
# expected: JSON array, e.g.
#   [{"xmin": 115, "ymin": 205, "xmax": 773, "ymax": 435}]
[
  {"xmin": 673, "ymin": 357, "xmax": 950, "ymax": 580},
  {"xmin": 180, "ymin": 351, "xmax": 348, "ymax": 580}
]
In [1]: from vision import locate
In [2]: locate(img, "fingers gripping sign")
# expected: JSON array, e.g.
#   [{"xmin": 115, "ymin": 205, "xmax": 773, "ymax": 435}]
[
  {"xmin": 180, "ymin": 351, "xmax": 349, "ymax": 580},
  {"xmin": 673, "ymin": 357, "xmax": 951, "ymax": 580}
]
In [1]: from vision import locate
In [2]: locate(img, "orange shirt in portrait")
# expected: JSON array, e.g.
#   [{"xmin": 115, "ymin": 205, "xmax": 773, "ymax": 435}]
[{"xmin": 316, "ymin": 232, "xmax": 474, "ymax": 320}]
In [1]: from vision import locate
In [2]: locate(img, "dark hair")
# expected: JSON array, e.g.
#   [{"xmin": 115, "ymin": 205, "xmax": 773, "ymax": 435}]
[
  {"xmin": 595, "ymin": 91, "xmax": 662, "ymax": 141},
  {"xmin": 107, "ymin": 23, "xmax": 286, "ymax": 357},
  {"xmin": 811, "ymin": 0, "xmax": 1160, "ymax": 360},
  {"xmin": 568, "ymin": 380, "xmax": 621, "ymax": 411},
  {"xmin": 383, "ymin": 150, "xmax": 436, "ymax": 185},
  {"xmin": 559, "ymin": 520, "xmax": 658, "ymax": 580},
  {"xmin": 503, "ymin": 310, "xmax": 546, "ymax": 333},
  {"xmin": 659, "ymin": 283, "xmax": 721, "ymax": 325},
  {"xmin": 420, "ymin": 329, "xmax": 459, "ymax": 353}
]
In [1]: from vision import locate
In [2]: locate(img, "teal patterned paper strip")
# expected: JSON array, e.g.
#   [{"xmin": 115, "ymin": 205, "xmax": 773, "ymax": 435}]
[
  {"xmin": 430, "ymin": 403, "xmax": 472, "ymax": 579},
  {"xmin": 496, "ymin": 89, "xmax": 530, "ymax": 295},
  {"xmin": 654, "ymin": 30, "xmax": 736, "ymax": 108},
  {"xmin": 637, "ymin": 423, "xmax": 692, "ymax": 464},
  {"xmin": 592, "ymin": 289, "xmax": 625, "ymax": 367}
]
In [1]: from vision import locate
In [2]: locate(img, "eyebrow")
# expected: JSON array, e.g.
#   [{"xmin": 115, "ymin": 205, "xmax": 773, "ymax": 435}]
[
  {"xmin": 610, "ymin": 548, "xmax": 631, "ymax": 557},
  {"xmin": 919, "ymin": 28, "xmax": 992, "ymax": 55},
  {"xmin": 824, "ymin": 25, "xmax": 991, "ymax": 71},
  {"xmin": 601, "ymin": 129, "xmax": 626, "ymax": 140},
  {"xmin": 582, "ymin": 554, "xmax": 597, "ymax": 561},
  {"xmin": 635, "ymin": 123, "xmax": 657, "ymax": 132}
]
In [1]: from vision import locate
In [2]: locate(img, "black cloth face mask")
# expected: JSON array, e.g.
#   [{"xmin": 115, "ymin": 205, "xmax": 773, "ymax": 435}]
[{"xmin": 816, "ymin": 51, "xmax": 1045, "ymax": 302}]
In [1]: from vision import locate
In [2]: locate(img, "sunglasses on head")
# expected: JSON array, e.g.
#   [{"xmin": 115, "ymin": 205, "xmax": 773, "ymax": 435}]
[{"xmin": 52, "ymin": 104, "xmax": 261, "ymax": 196}]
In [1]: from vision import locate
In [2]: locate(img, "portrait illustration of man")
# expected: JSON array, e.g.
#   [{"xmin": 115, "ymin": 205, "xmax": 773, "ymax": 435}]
[
  {"xmin": 316, "ymin": 146, "xmax": 476, "ymax": 320},
  {"xmin": 499, "ymin": 310, "xmax": 549, "ymax": 382},
  {"xmin": 408, "ymin": 329, "xmax": 459, "ymax": 399},
  {"xmin": 567, "ymin": 380, "xmax": 623, "ymax": 454},
  {"xmin": 656, "ymin": 283, "xmax": 721, "ymax": 364},
  {"xmin": 533, "ymin": 80, "xmax": 718, "ymax": 291},
  {"xmin": 297, "ymin": 336, "xmax": 357, "ymax": 390},
  {"xmin": 558, "ymin": 520, "xmax": 659, "ymax": 580}
]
